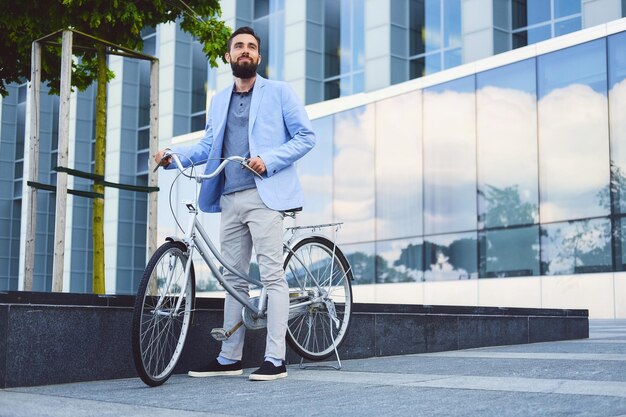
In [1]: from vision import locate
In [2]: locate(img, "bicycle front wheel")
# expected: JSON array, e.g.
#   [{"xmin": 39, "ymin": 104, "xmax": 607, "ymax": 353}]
[
  {"xmin": 284, "ymin": 236, "xmax": 353, "ymax": 360},
  {"xmin": 131, "ymin": 241, "xmax": 195, "ymax": 387}
]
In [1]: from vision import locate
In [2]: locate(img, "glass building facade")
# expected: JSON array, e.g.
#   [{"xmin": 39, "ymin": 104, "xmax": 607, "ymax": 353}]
[
  {"xmin": 1, "ymin": 1, "xmax": 626, "ymax": 317},
  {"xmin": 288, "ymin": 23, "xmax": 626, "ymax": 316},
  {"xmin": 302, "ymin": 31, "xmax": 621, "ymax": 280}
]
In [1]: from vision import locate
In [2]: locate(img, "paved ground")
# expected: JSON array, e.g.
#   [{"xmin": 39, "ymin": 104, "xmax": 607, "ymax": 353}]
[{"xmin": 1, "ymin": 319, "xmax": 626, "ymax": 417}]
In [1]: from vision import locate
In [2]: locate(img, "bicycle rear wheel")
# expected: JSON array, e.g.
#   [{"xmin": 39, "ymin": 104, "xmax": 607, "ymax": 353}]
[
  {"xmin": 284, "ymin": 236, "xmax": 353, "ymax": 360},
  {"xmin": 131, "ymin": 241, "xmax": 195, "ymax": 387}
]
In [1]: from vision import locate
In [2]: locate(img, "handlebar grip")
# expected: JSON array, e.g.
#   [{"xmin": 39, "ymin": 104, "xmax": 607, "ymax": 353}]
[{"xmin": 153, "ymin": 151, "xmax": 173, "ymax": 172}]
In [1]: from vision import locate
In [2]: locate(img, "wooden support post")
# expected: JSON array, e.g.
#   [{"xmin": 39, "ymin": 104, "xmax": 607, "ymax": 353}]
[
  {"xmin": 147, "ymin": 59, "xmax": 159, "ymax": 259},
  {"xmin": 24, "ymin": 41, "xmax": 42, "ymax": 291},
  {"xmin": 51, "ymin": 30, "xmax": 73, "ymax": 292}
]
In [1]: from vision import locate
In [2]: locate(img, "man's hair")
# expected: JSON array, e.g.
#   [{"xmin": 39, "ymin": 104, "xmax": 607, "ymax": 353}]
[{"xmin": 226, "ymin": 26, "xmax": 261, "ymax": 52}]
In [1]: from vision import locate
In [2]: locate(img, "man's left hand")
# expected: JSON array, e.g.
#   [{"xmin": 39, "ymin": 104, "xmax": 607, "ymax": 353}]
[{"xmin": 247, "ymin": 156, "xmax": 266, "ymax": 174}]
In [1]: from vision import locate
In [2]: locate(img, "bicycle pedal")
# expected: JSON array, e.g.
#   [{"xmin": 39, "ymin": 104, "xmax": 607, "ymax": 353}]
[{"xmin": 210, "ymin": 328, "xmax": 229, "ymax": 341}]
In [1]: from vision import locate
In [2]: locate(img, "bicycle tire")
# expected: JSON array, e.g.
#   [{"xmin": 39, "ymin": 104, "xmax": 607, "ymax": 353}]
[
  {"xmin": 284, "ymin": 236, "xmax": 353, "ymax": 360},
  {"xmin": 131, "ymin": 241, "xmax": 195, "ymax": 387}
]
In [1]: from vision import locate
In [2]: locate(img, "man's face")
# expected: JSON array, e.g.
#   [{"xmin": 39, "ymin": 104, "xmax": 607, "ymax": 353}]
[{"xmin": 225, "ymin": 34, "xmax": 261, "ymax": 79}]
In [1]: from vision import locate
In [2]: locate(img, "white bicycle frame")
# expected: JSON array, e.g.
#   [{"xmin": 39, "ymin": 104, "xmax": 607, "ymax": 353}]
[{"xmin": 165, "ymin": 153, "xmax": 340, "ymax": 321}]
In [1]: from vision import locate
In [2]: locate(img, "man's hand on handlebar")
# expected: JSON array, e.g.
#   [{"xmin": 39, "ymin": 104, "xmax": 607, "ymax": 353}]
[
  {"xmin": 246, "ymin": 156, "xmax": 266, "ymax": 175},
  {"xmin": 153, "ymin": 149, "xmax": 172, "ymax": 171}
]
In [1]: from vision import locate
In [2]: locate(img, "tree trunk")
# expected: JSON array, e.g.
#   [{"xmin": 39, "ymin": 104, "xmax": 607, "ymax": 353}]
[{"xmin": 92, "ymin": 45, "xmax": 107, "ymax": 294}]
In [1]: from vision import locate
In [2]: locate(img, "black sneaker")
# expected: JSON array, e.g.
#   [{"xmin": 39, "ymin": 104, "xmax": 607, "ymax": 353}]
[
  {"xmin": 188, "ymin": 358, "xmax": 243, "ymax": 377},
  {"xmin": 249, "ymin": 361, "xmax": 288, "ymax": 381}
]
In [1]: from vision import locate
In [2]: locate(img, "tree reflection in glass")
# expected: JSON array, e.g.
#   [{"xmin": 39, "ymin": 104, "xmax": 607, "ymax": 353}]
[
  {"xmin": 423, "ymin": 76, "xmax": 477, "ymax": 234},
  {"xmin": 476, "ymin": 58, "xmax": 538, "ymax": 229},
  {"xmin": 479, "ymin": 226, "xmax": 540, "ymax": 278},
  {"xmin": 342, "ymin": 242, "xmax": 376, "ymax": 285},
  {"xmin": 537, "ymin": 39, "xmax": 610, "ymax": 223},
  {"xmin": 423, "ymin": 232, "xmax": 477, "ymax": 281},
  {"xmin": 540, "ymin": 218, "xmax": 612, "ymax": 275},
  {"xmin": 376, "ymin": 238, "xmax": 424, "ymax": 283}
]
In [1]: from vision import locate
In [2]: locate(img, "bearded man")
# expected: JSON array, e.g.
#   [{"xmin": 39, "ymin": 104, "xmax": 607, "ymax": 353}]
[{"xmin": 154, "ymin": 26, "xmax": 315, "ymax": 381}]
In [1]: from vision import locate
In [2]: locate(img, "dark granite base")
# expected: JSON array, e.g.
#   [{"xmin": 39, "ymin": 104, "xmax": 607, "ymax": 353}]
[{"xmin": 0, "ymin": 292, "xmax": 588, "ymax": 388}]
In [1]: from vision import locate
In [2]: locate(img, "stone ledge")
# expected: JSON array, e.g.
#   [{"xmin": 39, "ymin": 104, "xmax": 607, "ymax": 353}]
[{"xmin": 0, "ymin": 291, "xmax": 588, "ymax": 388}]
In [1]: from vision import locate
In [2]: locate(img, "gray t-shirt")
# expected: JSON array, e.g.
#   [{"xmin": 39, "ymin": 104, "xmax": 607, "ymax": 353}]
[{"xmin": 222, "ymin": 88, "xmax": 256, "ymax": 195}]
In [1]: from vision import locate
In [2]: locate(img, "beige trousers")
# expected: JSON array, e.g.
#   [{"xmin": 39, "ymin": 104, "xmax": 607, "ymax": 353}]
[{"xmin": 218, "ymin": 188, "xmax": 288, "ymax": 361}]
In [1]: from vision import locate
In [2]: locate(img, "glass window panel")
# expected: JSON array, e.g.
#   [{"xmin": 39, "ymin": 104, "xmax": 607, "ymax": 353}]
[
  {"xmin": 353, "ymin": 72, "xmax": 364, "ymax": 94},
  {"xmin": 423, "ymin": 76, "xmax": 477, "ymax": 234},
  {"xmin": 479, "ymin": 226, "xmax": 540, "ymax": 278},
  {"xmin": 554, "ymin": 0, "xmax": 581, "ymax": 19},
  {"xmin": 541, "ymin": 218, "xmax": 612, "ymax": 275},
  {"xmin": 339, "ymin": 0, "xmax": 352, "ymax": 76},
  {"xmin": 351, "ymin": 0, "xmax": 365, "ymax": 73},
  {"xmin": 14, "ymin": 181, "xmax": 22, "ymax": 199},
  {"xmin": 524, "ymin": 0, "xmax": 550, "ymax": 26},
  {"xmin": 375, "ymin": 92, "xmax": 422, "ymax": 240},
  {"xmin": 409, "ymin": 0, "xmax": 425, "ymax": 56},
  {"xmin": 537, "ymin": 39, "xmax": 610, "ymax": 222},
  {"xmin": 339, "ymin": 75, "xmax": 352, "ymax": 97},
  {"xmin": 138, "ymin": 61, "xmax": 150, "ymax": 128},
  {"xmin": 324, "ymin": 0, "xmax": 340, "ymax": 78},
  {"xmin": 443, "ymin": 0, "xmax": 461, "ymax": 48},
  {"xmin": 512, "ymin": 30, "xmax": 529, "ymax": 49},
  {"xmin": 493, "ymin": 0, "xmax": 510, "ymax": 30},
  {"xmin": 527, "ymin": 24, "xmax": 551, "ymax": 44},
  {"xmin": 51, "ymin": 98, "xmax": 59, "ymax": 148},
  {"xmin": 376, "ymin": 238, "xmax": 424, "ymax": 283},
  {"xmin": 409, "ymin": 0, "xmax": 442, "ymax": 56},
  {"xmin": 296, "ymin": 116, "xmax": 333, "ymax": 230},
  {"xmin": 324, "ymin": 78, "xmax": 340, "ymax": 100},
  {"xmin": 254, "ymin": 0, "xmax": 269, "ymax": 18},
  {"xmin": 424, "ymin": 0, "xmax": 441, "ymax": 52},
  {"xmin": 142, "ymin": 34, "xmax": 156, "ymax": 56},
  {"xmin": 477, "ymin": 59, "xmax": 539, "ymax": 228},
  {"xmin": 141, "ymin": 26, "xmax": 156, "ymax": 37},
  {"xmin": 14, "ymin": 161, "xmax": 23, "ymax": 180},
  {"xmin": 511, "ymin": 0, "xmax": 527, "ymax": 29},
  {"xmin": 555, "ymin": 17, "xmax": 581, "ymax": 37},
  {"xmin": 443, "ymin": 48, "xmax": 462, "ymax": 69},
  {"xmin": 191, "ymin": 114, "xmax": 205, "ymax": 132},
  {"xmin": 609, "ymin": 32, "xmax": 626, "ymax": 214},
  {"xmin": 136, "ymin": 151, "xmax": 148, "ymax": 174},
  {"xmin": 191, "ymin": 42, "xmax": 207, "ymax": 114},
  {"xmin": 343, "ymin": 242, "xmax": 376, "ymax": 285},
  {"xmin": 512, "ymin": 25, "xmax": 551, "ymax": 49},
  {"xmin": 137, "ymin": 129, "xmax": 149, "ymax": 151},
  {"xmin": 18, "ymin": 84, "xmax": 27, "ymax": 103},
  {"xmin": 267, "ymin": 0, "xmax": 285, "ymax": 80},
  {"xmin": 424, "ymin": 232, "xmax": 477, "ymax": 281},
  {"xmin": 410, "ymin": 54, "xmax": 441, "ymax": 79},
  {"xmin": 16, "ymin": 101, "xmax": 25, "ymax": 159},
  {"xmin": 333, "ymin": 105, "xmax": 375, "ymax": 244},
  {"xmin": 253, "ymin": 17, "xmax": 270, "ymax": 78},
  {"xmin": 513, "ymin": 0, "xmax": 550, "ymax": 29}
]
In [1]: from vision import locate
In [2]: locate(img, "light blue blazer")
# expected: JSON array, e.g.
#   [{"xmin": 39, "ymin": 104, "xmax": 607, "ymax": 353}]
[{"xmin": 170, "ymin": 75, "xmax": 316, "ymax": 213}]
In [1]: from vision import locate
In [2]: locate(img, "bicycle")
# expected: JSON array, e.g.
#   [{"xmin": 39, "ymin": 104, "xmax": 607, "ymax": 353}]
[{"xmin": 131, "ymin": 152, "xmax": 353, "ymax": 387}]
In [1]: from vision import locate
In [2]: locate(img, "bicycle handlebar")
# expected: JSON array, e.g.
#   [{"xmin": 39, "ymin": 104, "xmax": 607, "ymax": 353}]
[{"xmin": 157, "ymin": 151, "xmax": 263, "ymax": 181}]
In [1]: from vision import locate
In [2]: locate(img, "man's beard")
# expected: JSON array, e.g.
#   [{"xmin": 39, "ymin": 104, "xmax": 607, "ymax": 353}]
[{"xmin": 230, "ymin": 59, "xmax": 258, "ymax": 79}]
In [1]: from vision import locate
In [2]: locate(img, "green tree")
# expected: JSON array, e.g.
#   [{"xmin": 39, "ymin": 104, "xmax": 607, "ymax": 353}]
[{"xmin": 0, "ymin": 0, "xmax": 230, "ymax": 293}]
